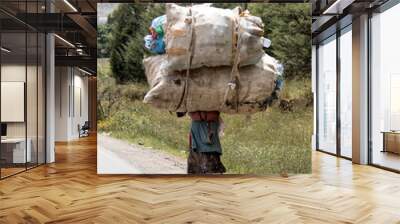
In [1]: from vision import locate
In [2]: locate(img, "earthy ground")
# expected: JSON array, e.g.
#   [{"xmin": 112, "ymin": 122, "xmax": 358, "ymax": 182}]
[{"xmin": 97, "ymin": 133, "xmax": 186, "ymax": 174}]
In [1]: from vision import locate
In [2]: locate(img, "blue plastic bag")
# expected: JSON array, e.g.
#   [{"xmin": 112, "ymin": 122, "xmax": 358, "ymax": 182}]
[
  {"xmin": 151, "ymin": 15, "xmax": 166, "ymax": 30},
  {"xmin": 144, "ymin": 15, "xmax": 167, "ymax": 54},
  {"xmin": 152, "ymin": 36, "xmax": 165, "ymax": 54},
  {"xmin": 144, "ymin": 35, "xmax": 153, "ymax": 50},
  {"xmin": 275, "ymin": 63, "xmax": 284, "ymax": 90},
  {"xmin": 150, "ymin": 15, "xmax": 166, "ymax": 38},
  {"xmin": 143, "ymin": 35, "xmax": 165, "ymax": 54}
]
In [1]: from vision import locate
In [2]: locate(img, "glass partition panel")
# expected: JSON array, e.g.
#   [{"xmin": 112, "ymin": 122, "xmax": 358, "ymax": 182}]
[
  {"xmin": 27, "ymin": 30, "xmax": 38, "ymax": 169},
  {"xmin": 38, "ymin": 32, "xmax": 45, "ymax": 165},
  {"xmin": 317, "ymin": 35, "xmax": 337, "ymax": 154},
  {"xmin": 0, "ymin": 0, "xmax": 46, "ymax": 179},
  {"xmin": 339, "ymin": 26, "xmax": 352, "ymax": 158},
  {"xmin": 1, "ymin": 31, "xmax": 27, "ymax": 177}
]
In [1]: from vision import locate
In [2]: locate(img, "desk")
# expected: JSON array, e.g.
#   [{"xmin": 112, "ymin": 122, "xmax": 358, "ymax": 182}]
[
  {"xmin": 382, "ymin": 131, "xmax": 400, "ymax": 154},
  {"xmin": 1, "ymin": 138, "xmax": 31, "ymax": 163}
]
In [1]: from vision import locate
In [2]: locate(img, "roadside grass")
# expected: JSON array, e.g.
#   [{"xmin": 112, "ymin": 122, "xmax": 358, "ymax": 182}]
[{"xmin": 98, "ymin": 59, "xmax": 312, "ymax": 174}]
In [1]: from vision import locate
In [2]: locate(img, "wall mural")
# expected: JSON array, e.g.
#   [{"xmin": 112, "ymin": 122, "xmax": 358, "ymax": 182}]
[{"xmin": 97, "ymin": 2, "xmax": 312, "ymax": 175}]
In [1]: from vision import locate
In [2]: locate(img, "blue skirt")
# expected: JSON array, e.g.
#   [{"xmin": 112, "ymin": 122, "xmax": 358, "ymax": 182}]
[{"xmin": 190, "ymin": 120, "xmax": 222, "ymax": 154}]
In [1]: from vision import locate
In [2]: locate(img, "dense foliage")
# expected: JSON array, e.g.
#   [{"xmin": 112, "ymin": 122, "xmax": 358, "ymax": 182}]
[
  {"xmin": 106, "ymin": 4, "xmax": 165, "ymax": 83},
  {"xmin": 97, "ymin": 23, "xmax": 112, "ymax": 58},
  {"xmin": 250, "ymin": 4, "xmax": 311, "ymax": 79},
  {"xmin": 100, "ymin": 3, "xmax": 311, "ymax": 82}
]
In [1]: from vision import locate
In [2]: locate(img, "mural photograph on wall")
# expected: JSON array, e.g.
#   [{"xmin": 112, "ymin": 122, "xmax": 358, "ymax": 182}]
[{"xmin": 97, "ymin": 2, "xmax": 312, "ymax": 175}]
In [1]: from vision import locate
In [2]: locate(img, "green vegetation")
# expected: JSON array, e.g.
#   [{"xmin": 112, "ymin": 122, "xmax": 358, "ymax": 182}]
[
  {"xmin": 98, "ymin": 59, "xmax": 312, "ymax": 174},
  {"xmin": 107, "ymin": 4, "xmax": 165, "ymax": 83},
  {"xmin": 212, "ymin": 3, "xmax": 311, "ymax": 79},
  {"xmin": 97, "ymin": 24, "xmax": 112, "ymax": 58},
  {"xmin": 250, "ymin": 4, "xmax": 311, "ymax": 79},
  {"xmin": 97, "ymin": 3, "xmax": 312, "ymax": 174}
]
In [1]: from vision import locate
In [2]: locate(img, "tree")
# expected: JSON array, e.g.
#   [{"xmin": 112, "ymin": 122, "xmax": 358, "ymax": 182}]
[
  {"xmin": 97, "ymin": 23, "xmax": 111, "ymax": 58},
  {"xmin": 108, "ymin": 4, "xmax": 145, "ymax": 83},
  {"xmin": 108, "ymin": 3, "xmax": 165, "ymax": 83},
  {"xmin": 195, "ymin": 3, "xmax": 311, "ymax": 79},
  {"xmin": 249, "ymin": 4, "xmax": 311, "ymax": 79}
]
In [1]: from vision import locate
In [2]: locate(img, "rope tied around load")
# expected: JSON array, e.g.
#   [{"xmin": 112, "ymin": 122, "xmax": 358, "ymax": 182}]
[
  {"xmin": 175, "ymin": 7, "xmax": 251, "ymax": 113},
  {"xmin": 175, "ymin": 6, "xmax": 195, "ymax": 111},
  {"xmin": 222, "ymin": 9, "xmax": 243, "ymax": 112}
]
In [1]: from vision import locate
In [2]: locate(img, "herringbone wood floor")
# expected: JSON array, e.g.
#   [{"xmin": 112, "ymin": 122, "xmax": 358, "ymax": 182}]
[{"xmin": 1, "ymin": 135, "xmax": 400, "ymax": 224}]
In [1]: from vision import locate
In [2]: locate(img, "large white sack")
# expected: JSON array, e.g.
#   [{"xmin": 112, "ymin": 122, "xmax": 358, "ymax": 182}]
[
  {"xmin": 165, "ymin": 3, "xmax": 265, "ymax": 72},
  {"xmin": 143, "ymin": 54, "xmax": 278, "ymax": 114}
]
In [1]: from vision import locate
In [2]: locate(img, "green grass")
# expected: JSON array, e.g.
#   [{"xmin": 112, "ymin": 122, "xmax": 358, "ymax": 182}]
[{"xmin": 98, "ymin": 59, "xmax": 312, "ymax": 174}]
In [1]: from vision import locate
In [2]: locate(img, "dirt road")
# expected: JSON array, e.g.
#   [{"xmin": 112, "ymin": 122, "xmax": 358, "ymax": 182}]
[{"xmin": 97, "ymin": 133, "xmax": 187, "ymax": 174}]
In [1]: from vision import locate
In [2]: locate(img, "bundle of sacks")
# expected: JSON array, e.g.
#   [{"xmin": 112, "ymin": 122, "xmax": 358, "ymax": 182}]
[{"xmin": 143, "ymin": 3, "xmax": 282, "ymax": 114}]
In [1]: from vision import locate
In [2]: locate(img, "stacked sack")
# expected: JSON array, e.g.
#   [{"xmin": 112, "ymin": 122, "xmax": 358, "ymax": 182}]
[{"xmin": 143, "ymin": 3, "xmax": 283, "ymax": 114}]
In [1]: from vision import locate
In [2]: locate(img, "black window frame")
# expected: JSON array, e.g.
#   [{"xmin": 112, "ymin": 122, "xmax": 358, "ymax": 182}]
[
  {"xmin": 0, "ymin": 0, "xmax": 48, "ymax": 180},
  {"xmin": 315, "ymin": 19, "xmax": 353, "ymax": 160}
]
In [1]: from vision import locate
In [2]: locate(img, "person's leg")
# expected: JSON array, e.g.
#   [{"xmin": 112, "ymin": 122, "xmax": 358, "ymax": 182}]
[
  {"xmin": 187, "ymin": 148, "xmax": 202, "ymax": 174},
  {"xmin": 187, "ymin": 119, "xmax": 226, "ymax": 174},
  {"xmin": 204, "ymin": 152, "xmax": 226, "ymax": 174},
  {"xmin": 188, "ymin": 149, "xmax": 227, "ymax": 174}
]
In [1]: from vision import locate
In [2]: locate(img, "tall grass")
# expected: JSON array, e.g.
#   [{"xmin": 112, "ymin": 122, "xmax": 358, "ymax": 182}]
[{"xmin": 98, "ymin": 59, "xmax": 312, "ymax": 174}]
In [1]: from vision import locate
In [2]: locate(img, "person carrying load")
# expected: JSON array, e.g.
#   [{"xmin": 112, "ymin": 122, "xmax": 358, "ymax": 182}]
[
  {"xmin": 143, "ymin": 4, "xmax": 284, "ymax": 174},
  {"xmin": 177, "ymin": 111, "xmax": 226, "ymax": 174}
]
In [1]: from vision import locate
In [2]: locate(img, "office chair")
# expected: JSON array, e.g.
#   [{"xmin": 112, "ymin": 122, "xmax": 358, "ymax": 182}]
[{"xmin": 79, "ymin": 121, "xmax": 90, "ymax": 138}]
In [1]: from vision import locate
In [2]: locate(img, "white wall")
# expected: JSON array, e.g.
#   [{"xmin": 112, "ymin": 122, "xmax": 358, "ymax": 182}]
[
  {"xmin": 72, "ymin": 73, "xmax": 89, "ymax": 138},
  {"xmin": 55, "ymin": 67, "xmax": 89, "ymax": 141},
  {"xmin": 1, "ymin": 65, "xmax": 37, "ymax": 138},
  {"xmin": 1, "ymin": 64, "xmax": 25, "ymax": 81},
  {"xmin": 55, "ymin": 66, "xmax": 69, "ymax": 141},
  {"xmin": 1, "ymin": 65, "xmax": 26, "ymax": 139},
  {"xmin": 1, "ymin": 63, "xmax": 46, "ymax": 164},
  {"xmin": 1, "ymin": 82, "xmax": 25, "ymax": 122}
]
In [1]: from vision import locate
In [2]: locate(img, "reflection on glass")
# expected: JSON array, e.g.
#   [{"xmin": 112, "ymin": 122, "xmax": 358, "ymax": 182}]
[
  {"xmin": 318, "ymin": 35, "xmax": 337, "ymax": 154},
  {"xmin": 390, "ymin": 76, "xmax": 400, "ymax": 130},
  {"xmin": 27, "ymin": 31, "xmax": 38, "ymax": 169},
  {"xmin": 371, "ymin": 4, "xmax": 400, "ymax": 171},
  {"xmin": 1, "ymin": 32, "xmax": 27, "ymax": 177},
  {"xmin": 0, "ymin": 0, "xmax": 47, "ymax": 179},
  {"xmin": 340, "ymin": 26, "xmax": 352, "ymax": 158},
  {"xmin": 38, "ymin": 33, "xmax": 46, "ymax": 165}
]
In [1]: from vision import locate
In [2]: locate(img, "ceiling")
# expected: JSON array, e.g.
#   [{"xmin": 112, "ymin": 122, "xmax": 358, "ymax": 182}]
[
  {"xmin": 311, "ymin": 0, "xmax": 390, "ymax": 43},
  {"xmin": 0, "ymin": 0, "xmax": 98, "ymax": 74}
]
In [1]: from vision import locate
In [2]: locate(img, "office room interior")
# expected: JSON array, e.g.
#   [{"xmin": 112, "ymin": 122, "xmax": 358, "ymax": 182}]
[
  {"xmin": 0, "ymin": 0, "xmax": 400, "ymax": 223},
  {"xmin": 313, "ymin": 0, "xmax": 400, "ymax": 172},
  {"xmin": 0, "ymin": 0, "xmax": 97, "ymax": 179}
]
